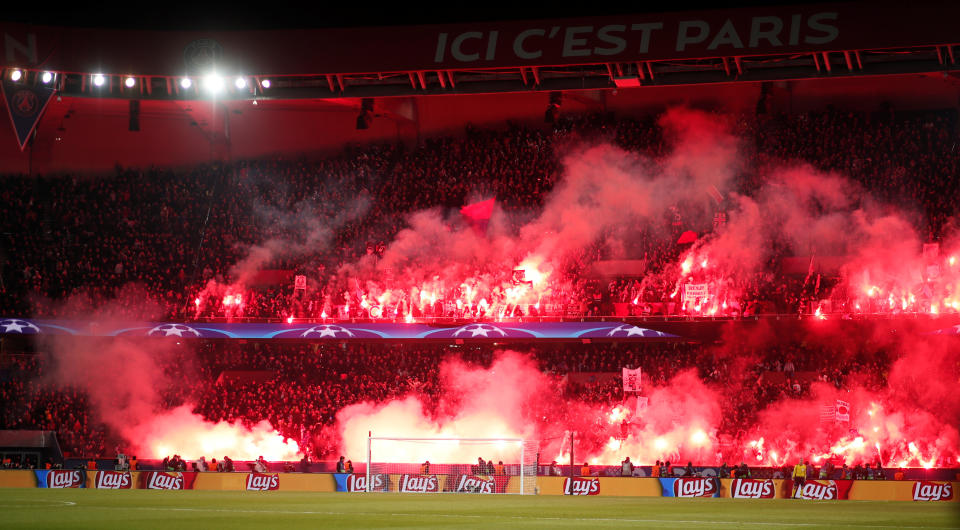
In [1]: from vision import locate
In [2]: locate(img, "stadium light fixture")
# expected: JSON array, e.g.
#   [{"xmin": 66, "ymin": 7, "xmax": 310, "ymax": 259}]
[
  {"xmin": 125, "ymin": 77, "xmax": 136, "ymax": 88},
  {"xmin": 10, "ymin": 69, "xmax": 22, "ymax": 82},
  {"xmin": 41, "ymin": 71, "xmax": 53, "ymax": 84},
  {"xmin": 235, "ymin": 77, "xmax": 247, "ymax": 89},
  {"xmin": 203, "ymin": 73, "xmax": 224, "ymax": 94},
  {"xmin": 180, "ymin": 77, "xmax": 193, "ymax": 89},
  {"xmin": 93, "ymin": 74, "xmax": 106, "ymax": 87}
]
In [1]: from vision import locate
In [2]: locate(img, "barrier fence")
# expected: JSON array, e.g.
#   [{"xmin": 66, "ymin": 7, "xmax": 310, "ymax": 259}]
[{"xmin": 1, "ymin": 471, "xmax": 955, "ymax": 501}]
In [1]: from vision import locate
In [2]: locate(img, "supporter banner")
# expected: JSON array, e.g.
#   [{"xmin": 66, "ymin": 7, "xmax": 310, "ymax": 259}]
[
  {"xmin": 622, "ymin": 367, "xmax": 642, "ymax": 392},
  {"xmin": 0, "ymin": 318, "xmax": 679, "ymax": 341},
  {"xmin": 245, "ymin": 472, "xmax": 280, "ymax": 491},
  {"xmin": 139, "ymin": 471, "xmax": 197, "ymax": 490},
  {"xmin": 94, "ymin": 470, "xmax": 132, "ymax": 489},
  {"xmin": 835, "ymin": 400, "xmax": 850, "ymax": 423},
  {"xmin": 34, "ymin": 469, "xmax": 84, "ymax": 488},
  {"xmin": 659, "ymin": 477, "xmax": 719, "ymax": 498},
  {"xmin": 788, "ymin": 479, "xmax": 852, "ymax": 500},
  {"xmin": 682, "ymin": 284, "xmax": 708, "ymax": 304},
  {"xmin": 1, "ymin": 77, "xmax": 56, "ymax": 150},
  {"xmin": 634, "ymin": 396, "xmax": 648, "ymax": 419},
  {"xmin": 1, "ymin": 4, "xmax": 959, "ymax": 75}
]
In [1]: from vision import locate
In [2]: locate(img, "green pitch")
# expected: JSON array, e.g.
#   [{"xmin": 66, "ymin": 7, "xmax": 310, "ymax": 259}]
[{"xmin": 0, "ymin": 489, "xmax": 957, "ymax": 529}]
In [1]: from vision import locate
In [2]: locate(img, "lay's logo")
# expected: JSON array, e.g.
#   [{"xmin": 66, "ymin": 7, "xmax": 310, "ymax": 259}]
[
  {"xmin": 95, "ymin": 470, "xmax": 131, "ymax": 489},
  {"xmin": 47, "ymin": 470, "xmax": 84, "ymax": 488},
  {"xmin": 673, "ymin": 477, "xmax": 717, "ymax": 497},
  {"xmin": 913, "ymin": 481, "xmax": 953, "ymax": 501},
  {"xmin": 246, "ymin": 473, "xmax": 280, "ymax": 491},
  {"xmin": 729, "ymin": 478, "xmax": 775, "ymax": 499}
]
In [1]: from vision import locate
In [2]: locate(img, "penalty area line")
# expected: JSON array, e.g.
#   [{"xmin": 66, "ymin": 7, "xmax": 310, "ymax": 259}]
[
  {"xmin": 0, "ymin": 500, "xmax": 77, "ymax": 507},
  {"xmin": 93, "ymin": 505, "xmax": 953, "ymax": 528}
]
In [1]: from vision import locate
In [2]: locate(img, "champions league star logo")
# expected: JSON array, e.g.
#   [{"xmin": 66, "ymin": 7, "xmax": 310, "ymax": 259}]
[
  {"xmin": 606, "ymin": 325, "xmax": 665, "ymax": 337},
  {"xmin": 452, "ymin": 324, "xmax": 507, "ymax": 338},
  {"xmin": 147, "ymin": 324, "xmax": 201, "ymax": 338},
  {"xmin": 301, "ymin": 325, "xmax": 355, "ymax": 338},
  {"xmin": 0, "ymin": 319, "xmax": 40, "ymax": 334}
]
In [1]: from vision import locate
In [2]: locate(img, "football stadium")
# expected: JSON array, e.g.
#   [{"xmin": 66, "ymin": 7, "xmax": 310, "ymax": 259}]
[{"xmin": 0, "ymin": 2, "xmax": 958, "ymax": 528}]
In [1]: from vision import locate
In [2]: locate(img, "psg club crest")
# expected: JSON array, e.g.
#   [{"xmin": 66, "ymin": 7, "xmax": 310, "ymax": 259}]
[
  {"xmin": 0, "ymin": 319, "xmax": 40, "ymax": 334},
  {"xmin": 183, "ymin": 39, "xmax": 224, "ymax": 74},
  {"xmin": 147, "ymin": 324, "xmax": 202, "ymax": 338},
  {"xmin": 11, "ymin": 90, "xmax": 38, "ymax": 117}
]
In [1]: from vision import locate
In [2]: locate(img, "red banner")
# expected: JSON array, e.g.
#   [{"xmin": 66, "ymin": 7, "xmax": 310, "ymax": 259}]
[{"xmin": 1, "ymin": 3, "xmax": 958, "ymax": 76}]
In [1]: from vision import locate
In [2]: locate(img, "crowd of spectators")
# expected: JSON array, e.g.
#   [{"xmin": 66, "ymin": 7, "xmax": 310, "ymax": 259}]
[
  {"xmin": 0, "ymin": 336, "xmax": 909, "ymax": 465},
  {"xmin": 1, "ymin": 106, "xmax": 957, "ymax": 320}
]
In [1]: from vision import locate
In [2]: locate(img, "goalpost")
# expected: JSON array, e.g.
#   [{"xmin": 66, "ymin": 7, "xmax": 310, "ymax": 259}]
[{"xmin": 365, "ymin": 434, "xmax": 538, "ymax": 495}]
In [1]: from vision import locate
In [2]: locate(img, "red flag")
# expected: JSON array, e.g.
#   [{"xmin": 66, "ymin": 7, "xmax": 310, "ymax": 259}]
[
  {"xmin": 677, "ymin": 231, "xmax": 698, "ymax": 245},
  {"xmin": 460, "ymin": 198, "xmax": 495, "ymax": 235}
]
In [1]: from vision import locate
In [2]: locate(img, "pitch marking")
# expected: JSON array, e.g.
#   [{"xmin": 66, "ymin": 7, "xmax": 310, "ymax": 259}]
[{"xmin": 86, "ymin": 505, "xmax": 955, "ymax": 528}]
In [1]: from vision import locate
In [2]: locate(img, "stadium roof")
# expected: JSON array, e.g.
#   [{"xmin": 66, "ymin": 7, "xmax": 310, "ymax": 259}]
[{"xmin": 2, "ymin": 2, "xmax": 810, "ymax": 30}]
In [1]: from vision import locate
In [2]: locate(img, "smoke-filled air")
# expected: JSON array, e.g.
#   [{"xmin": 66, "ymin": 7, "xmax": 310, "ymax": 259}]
[
  {"xmin": 325, "ymin": 106, "xmax": 959, "ymax": 467},
  {"xmin": 31, "ymin": 106, "xmax": 960, "ymax": 467}
]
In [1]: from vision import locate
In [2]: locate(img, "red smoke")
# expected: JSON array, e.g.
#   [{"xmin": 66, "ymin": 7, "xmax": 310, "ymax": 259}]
[{"xmin": 38, "ymin": 291, "xmax": 299, "ymax": 461}]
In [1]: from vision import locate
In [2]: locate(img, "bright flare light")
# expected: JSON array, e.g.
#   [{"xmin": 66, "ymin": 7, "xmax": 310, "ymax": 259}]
[
  {"xmin": 691, "ymin": 429, "xmax": 707, "ymax": 446},
  {"xmin": 608, "ymin": 406, "xmax": 627, "ymax": 424},
  {"xmin": 180, "ymin": 77, "xmax": 193, "ymax": 89},
  {"xmin": 41, "ymin": 71, "xmax": 53, "ymax": 84},
  {"xmin": 235, "ymin": 77, "xmax": 247, "ymax": 89},
  {"xmin": 260, "ymin": 79, "xmax": 271, "ymax": 88},
  {"xmin": 10, "ymin": 70, "xmax": 22, "ymax": 82},
  {"xmin": 93, "ymin": 74, "xmax": 105, "ymax": 87},
  {"xmin": 124, "ymin": 77, "xmax": 135, "ymax": 88}
]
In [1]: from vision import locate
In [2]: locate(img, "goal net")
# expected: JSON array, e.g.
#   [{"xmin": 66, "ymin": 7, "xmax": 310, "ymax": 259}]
[{"xmin": 364, "ymin": 436, "xmax": 538, "ymax": 494}]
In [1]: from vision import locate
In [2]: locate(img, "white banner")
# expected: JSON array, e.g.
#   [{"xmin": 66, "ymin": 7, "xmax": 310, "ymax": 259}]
[
  {"xmin": 835, "ymin": 400, "xmax": 850, "ymax": 423},
  {"xmin": 634, "ymin": 396, "xmax": 648, "ymax": 419},
  {"xmin": 294, "ymin": 275, "xmax": 307, "ymax": 290},
  {"xmin": 622, "ymin": 367, "xmax": 642, "ymax": 392},
  {"xmin": 683, "ymin": 283, "xmax": 708, "ymax": 303}
]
